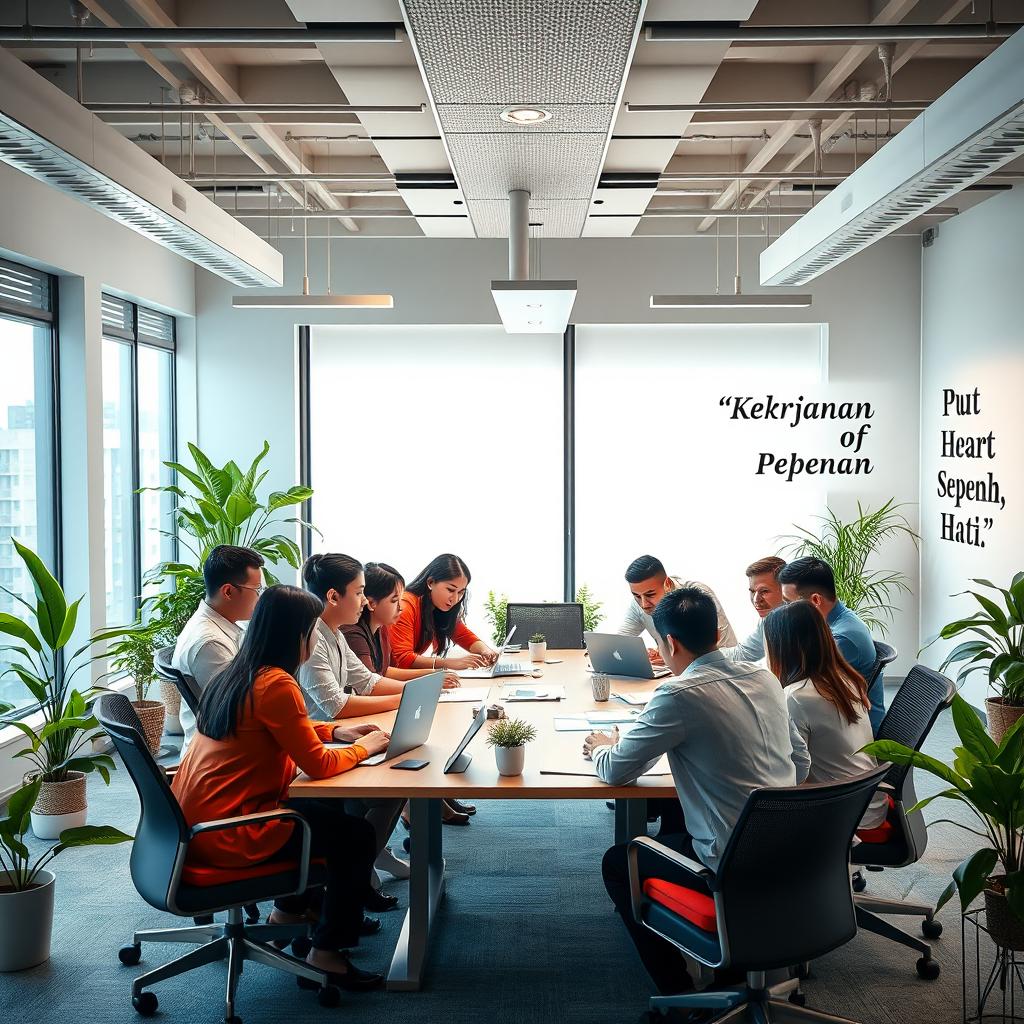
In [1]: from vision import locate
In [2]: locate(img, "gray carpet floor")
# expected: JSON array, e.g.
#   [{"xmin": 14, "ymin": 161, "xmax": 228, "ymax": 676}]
[{"xmin": 0, "ymin": 697, "xmax": 996, "ymax": 1024}]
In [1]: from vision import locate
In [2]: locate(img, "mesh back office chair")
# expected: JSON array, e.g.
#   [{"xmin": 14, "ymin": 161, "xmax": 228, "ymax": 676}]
[
  {"xmin": 97, "ymin": 694, "xmax": 339, "ymax": 1021},
  {"xmin": 850, "ymin": 664, "xmax": 955, "ymax": 979},
  {"xmin": 506, "ymin": 603, "xmax": 585, "ymax": 649},
  {"xmin": 864, "ymin": 641, "xmax": 898, "ymax": 724},
  {"xmin": 629, "ymin": 765, "xmax": 890, "ymax": 1024},
  {"xmin": 154, "ymin": 645, "xmax": 199, "ymax": 718}
]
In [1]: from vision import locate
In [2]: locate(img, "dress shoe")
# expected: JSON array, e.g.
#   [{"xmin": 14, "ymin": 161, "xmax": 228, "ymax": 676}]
[
  {"xmin": 441, "ymin": 803, "xmax": 470, "ymax": 826},
  {"xmin": 446, "ymin": 798, "xmax": 476, "ymax": 815},
  {"xmin": 359, "ymin": 915, "xmax": 382, "ymax": 936},
  {"xmin": 402, "ymin": 836, "xmax": 411, "ymax": 853},
  {"xmin": 301, "ymin": 950, "xmax": 384, "ymax": 992},
  {"xmin": 374, "ymin": 846, "xmax": 411, "ymax": 880},
  {"xmin": 364, "ymin": 888, "xmax": 399, "ymax": 912}
]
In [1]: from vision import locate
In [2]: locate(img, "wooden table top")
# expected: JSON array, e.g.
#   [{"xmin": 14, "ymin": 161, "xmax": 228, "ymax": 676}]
[{"xmin": 288, "ymin": 649, "xmax": 678, "ymax": 800}]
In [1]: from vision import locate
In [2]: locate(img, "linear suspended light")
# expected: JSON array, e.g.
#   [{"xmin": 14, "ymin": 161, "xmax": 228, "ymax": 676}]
[{"xmin": 650, "ymin": 293, "xmax": 812, "ymax": 308}]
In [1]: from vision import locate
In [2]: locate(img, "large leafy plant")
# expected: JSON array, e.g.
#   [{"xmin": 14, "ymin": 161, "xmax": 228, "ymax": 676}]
[
  {"xmin": 0, "ymin": 777, "xmax": 131, "ymax": 890},
  {"xmin": 782, "ymin": 498, "xmax": 919, "ymax": 635},
  {"xmin": 866, "ymin": 695, "xmax": 1024, "ymax": 921},
  {"xmin": 575, "ymin": 584, "xmax": 604, "ymax": 633},
  {"xmin": 925, "ymin": 574, "xmax": 1024, "ymax": 706},
  {"xmin": 0, "ymin": 539, "xmax": 126, "ymax": 784}
]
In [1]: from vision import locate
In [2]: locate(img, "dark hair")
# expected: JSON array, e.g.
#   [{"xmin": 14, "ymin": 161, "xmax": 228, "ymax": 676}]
[
  {"xmin": 763, "ymin": 601, "xmax": 868, "ymax": 726},
  {"xmin": 302, "ymin": 553, "xmax": 364, "ymax": 601},
  {"xmin": 625, "ymin": 555, "xmax": 666, "ymax": 584},
  {"xmin": 405, "ymin": 553, "xmax": 471, "ymax": 655},
  {"xmin": 745, "ymin": 556, "xmax": 786, "ymax": 579},
  {"xmin": 197, "ymin": 585, "xmax": 324, "ymax": 740},
  {"xmin": 363, "ymin": 562, "xmax": 405, "ymax": 604},
  {"xmin": 203, "ymin": 545, "xmax": 265, "ymax": 599},
  {"xmin": 651, "ymin": 587, "xmax": 718, "ymax": 657},
  {"xmin": 777, "ymin": 556, "xmax": 837, "ymax": 601}
]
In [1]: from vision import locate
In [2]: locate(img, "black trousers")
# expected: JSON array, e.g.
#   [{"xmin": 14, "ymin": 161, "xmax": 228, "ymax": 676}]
[
  {"xmin": 602, "ymin": 833, "xmax": 700, "ymax": 996},
  {"xmin": 275, "ymin": 798, "xmax": 376, "ymax": 951}
]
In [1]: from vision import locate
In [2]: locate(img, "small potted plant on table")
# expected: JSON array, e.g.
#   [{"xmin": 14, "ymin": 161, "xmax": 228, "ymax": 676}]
[
  {"xmin": 486, "ymin": 717, "xmax": 537, "ymax": 777},
  {"xmin": 528, "ymin": 632, "xmax": 547, "ymax": 663}
]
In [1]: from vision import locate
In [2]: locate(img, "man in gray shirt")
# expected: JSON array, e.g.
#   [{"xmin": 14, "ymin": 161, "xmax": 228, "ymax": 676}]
[{"xmin": 589, "ymin": 587, "xmax": 807, "ymax": 995}]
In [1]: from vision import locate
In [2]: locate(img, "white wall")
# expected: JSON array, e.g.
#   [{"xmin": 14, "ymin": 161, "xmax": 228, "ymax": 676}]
[
  {"xmin": 920, "ymin": 185, "xmax": 1024, "ymax": 707},
  {"xmin": 195, "ymin": 232, "xmax": 922, "ymax": 672}
]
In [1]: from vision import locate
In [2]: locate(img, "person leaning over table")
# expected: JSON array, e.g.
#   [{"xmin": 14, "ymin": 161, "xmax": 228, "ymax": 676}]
[
  {"xmin": 171, "ymin": 584, "xmax": 391, "ymax": 992},
  {"xmin": 719, "ymin": 554, "xmax": 787, "ymax": 664},
  {"xmin": 587, "ymin": 587, "xmax": 809, "ymax": 997},
  {"xmin": 616, "ymin": 554, "xmax": 737, "ymax": 665}
]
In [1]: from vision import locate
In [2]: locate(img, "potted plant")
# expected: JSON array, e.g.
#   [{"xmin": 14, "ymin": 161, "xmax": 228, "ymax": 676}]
[
  {"xmin": 486, "ymin": 717, "xmax": 537, "ymax": 777},
  {"xmin": 108, "ymin": 625, "xmax": 165, "ymax": 755},
  {"xmin": 528, "ymin": 633, "xmax": 547, "ymax": 663},
  {"xmin": 575, "ymin": 583, "xmax": 605, "ymax": 633},
  {"xmin": 484, "ymin": 590, "xmax": 510, "ymax": 646},
  {"xmin": 0, "ymin": 539, "xmax": 128, "ymax": 839},
  {"xmin": 783, "ymin": 498, "xmax": 919, "ymax": 636},
  {"xmin": 924, "ymin": 573, "xmax": 1024, "ymax": 744},
  {"xmin": 0, "ymin": 777, "xmax": 131, "ymax": 971},
  {"xmin": 866, "ymin": 695, "xmax": 1024, "ymax": 949}
]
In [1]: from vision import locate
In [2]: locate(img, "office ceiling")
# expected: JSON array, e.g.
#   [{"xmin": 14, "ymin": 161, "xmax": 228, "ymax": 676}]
[{"xmin": 3, "ymin": 0, "xmax": 1023, "ymax": 243}]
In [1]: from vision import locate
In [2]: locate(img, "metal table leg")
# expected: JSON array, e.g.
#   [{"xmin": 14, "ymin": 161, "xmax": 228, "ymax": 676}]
[
  {"xmin": 615, "ymin": 796, "xmax": 648, "ymax": 844},
  {"xmin": 386, "ymin": 797, "xmax": 445, "ymax": 990}
]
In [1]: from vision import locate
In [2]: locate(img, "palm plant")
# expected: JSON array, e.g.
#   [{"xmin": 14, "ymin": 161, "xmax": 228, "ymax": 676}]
[
  {"xmin": 575, "ymin": 583, "xmax": 604, "ymax": 633},
  {"xmin": 484, "ymin": 590, "xmax": 509, "ymax": 645},
  {"xmin": 782, "ymin": 498, "xmax": 919, "ymax": 635}
]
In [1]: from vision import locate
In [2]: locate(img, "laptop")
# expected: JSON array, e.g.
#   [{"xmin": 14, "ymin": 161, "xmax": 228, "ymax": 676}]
[
  {"xmin": 459, "ymin": 625, "xmax": 535, "ymax": 678},
  {"xmin": 584, "ymin": 632, "xmax": 672, "ymax": 680},
  {"xmin": 349, "ymin": 671, "xmax": 445, "ymax": 766}
]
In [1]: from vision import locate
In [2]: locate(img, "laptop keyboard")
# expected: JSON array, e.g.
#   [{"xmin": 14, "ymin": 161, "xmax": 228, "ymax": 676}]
[{"xmin": 494, "ymin": 662, "xmax": 530, "ymax": 675}]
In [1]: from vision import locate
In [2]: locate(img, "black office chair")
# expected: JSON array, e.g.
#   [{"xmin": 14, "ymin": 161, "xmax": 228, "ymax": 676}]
[
  {"xmin": 506, "ymin": 602, "xmax": 585, "ymax": 649},
  {"xmin": 154, "ymin": 645, "xmax": 200, "ymax": 717},
  {"xmin": 864, "ymin": 641, "xmax": 898, "ymax": 719},
  {"xmin": 97, "ymin": 693, "xmax": 339, "ymax": 1022},
  {"xmin": 850, "ymin": 664, "xmax": 956, "ymax": 978},
  {"xmin": 629, "ymin": 764, "xmax": 890, "ymax": 1023}
]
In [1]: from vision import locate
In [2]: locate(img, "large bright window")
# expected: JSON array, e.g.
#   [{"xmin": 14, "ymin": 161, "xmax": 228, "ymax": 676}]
[
  {"xmin": 101, "ymin": 295, "xmax": 175, "ymax": 628},
  {"xmin": 0, "ymin": 260, "xmax": 58, "ymax": 716},
  {"xmin": 574, "ymin": 324, "xmax": 827, "ymax": 635},
  {"xmin": 309, "ymin": 326, "xmax": 565, "ymax": 636}
]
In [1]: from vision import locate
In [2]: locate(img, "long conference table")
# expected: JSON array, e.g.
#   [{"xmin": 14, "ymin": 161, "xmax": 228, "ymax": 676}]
[{"xmin": 288, "ymin": 648, "xmax": 677, "ymax": 990}]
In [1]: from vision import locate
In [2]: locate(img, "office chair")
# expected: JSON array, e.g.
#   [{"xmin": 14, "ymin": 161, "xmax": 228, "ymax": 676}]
[
  {"xmin": 629, "ymin": 764, "xmax": 891, "ymax": 1024},
  {"xmin": 154, "ymin": 645, "xmax": 200, "ymax": 718},
  {"xmin": 864, "ymin": 641, "xmax": 898, "ymax": 725},
  {"xmin": 850, "ymin": 664, "xmax": 955, "ymax": 978},
  {"xmin": 506, "ymin": 602, "xmax": 585, "ymax": 649},
  {"xmin": 97, "ymin": 694, "xmax": 339, "ymax": 1022}
]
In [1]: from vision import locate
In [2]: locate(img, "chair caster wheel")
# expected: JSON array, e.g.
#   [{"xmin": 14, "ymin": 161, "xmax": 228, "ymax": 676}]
[
  {"xmin": 789, "ymin": 992, "xmax": 807, "ymax": 1006},
  {"xmin": 291, "ymin": 936, "xmax": 312, "ymax": 958},
  {"xmin": 132, "ymin": 991, "xmax": 158, "ymax": 1016},
  {"xmin": 119, "ymin": 943, "xmax": 142, "ymax": 966},
  {"xmin": 916, "ymin": 957, "xmax": 940, "ymax": 980},
  {"xmin": 922, "ymin": 918, "xmax": 943, "ymax": 939},
  {"xmin": 852, "ymin": 874, "xmax": 867, "ymax": 893},
  {"xmin": 318, "ymin": 985, "xmax": 341, "ymax": 1008}
]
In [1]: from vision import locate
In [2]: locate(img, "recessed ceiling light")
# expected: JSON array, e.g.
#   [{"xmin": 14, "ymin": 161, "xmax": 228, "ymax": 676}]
[{"xmin": 500, "ymin": 106, "xmax": 552, "ymax": 126}]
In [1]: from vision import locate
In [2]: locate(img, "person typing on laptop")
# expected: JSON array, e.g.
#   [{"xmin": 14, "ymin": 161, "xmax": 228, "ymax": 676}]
[{"xmin": 617, "ymin": 554, "xmax": 736, "ymax": 665}]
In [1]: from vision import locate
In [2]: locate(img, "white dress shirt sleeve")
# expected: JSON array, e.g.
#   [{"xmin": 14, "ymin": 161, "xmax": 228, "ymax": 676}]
[
  {"xmin": 616, "ymin": 599, "xmax": 646, "ymax": 637},
  {"xmin": 722, "ymin": 620, "xmax": 766, "ymax": 663},
  {"xmin": 299, "ymin": 634, "xmax": 349, "ymax": 718},
  {"xmin": 591, "ymin": 689, "xmax": 682, "ymax": 786},
  {"xmin": 787, "ymin": 700, "xmax": 812, "ymax": 784},
  {"xmin": 186, "ymin": 638, "xmax": 236, "ymax": 692}
]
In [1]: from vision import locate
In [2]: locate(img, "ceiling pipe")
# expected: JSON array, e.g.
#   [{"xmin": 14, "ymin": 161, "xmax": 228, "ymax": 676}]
[
  {"xmin": 643, "ymin": 21, "xmax": 1018, "ymax": 42},
  {"xmin": 85, "ymin": 102, "xmax": 425, "ymax": 114},
  {"xmin": 0, "ymin": 22, "xmax": 403, "ymax": 44},
  {"xmin": 625, "ymin": 100, "xmax": 929, "ymax": 113}
]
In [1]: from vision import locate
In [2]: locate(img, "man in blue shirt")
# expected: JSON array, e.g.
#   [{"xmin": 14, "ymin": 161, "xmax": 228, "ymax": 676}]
[{"xmin": 778, "ymin": 556, "xmax": 882, "ymax": 733}]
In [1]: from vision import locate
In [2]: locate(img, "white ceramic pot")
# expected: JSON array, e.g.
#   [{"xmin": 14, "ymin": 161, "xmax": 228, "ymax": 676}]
[
  {"xmin": 30, "ymin": 772, "xmax": 87, "ymax": 840},
  {"xmin": 0, "ymin": 869, "xmax": 55, "ymax": 971},
  {"xmin": 495, "ymin": 744, "xmax": 526, "ymax": 777},
  {"xmin": 528, "ymin": 641, "xmax": 547, "ymax": 663}
]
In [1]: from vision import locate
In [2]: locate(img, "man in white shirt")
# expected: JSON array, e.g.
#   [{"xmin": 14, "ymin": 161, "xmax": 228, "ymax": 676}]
[
  {"xmin": 589, "ymin": 587, "xmax": 807, "ymax": 995},
  {"xmin": 723, "ymin": 555, "xmax": 786, "ymax": 663},
  {"xmin": 617, "ymin": 554, "xmax": 737, "ymax": 664},
  {"xmin": 172, "ymin": 545, "xmax": 264, "ymax": 753}
]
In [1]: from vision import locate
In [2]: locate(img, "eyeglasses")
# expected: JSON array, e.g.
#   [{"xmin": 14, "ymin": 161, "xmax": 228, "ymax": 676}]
[{"xmin": 233, "ymin": 583, "xmax": 266, "ymax": 596}]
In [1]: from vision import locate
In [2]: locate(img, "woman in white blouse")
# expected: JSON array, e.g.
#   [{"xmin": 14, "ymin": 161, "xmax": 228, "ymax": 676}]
[{"xmin": 763, "ymin": 601, "xmax": 888, "ymax": 829}]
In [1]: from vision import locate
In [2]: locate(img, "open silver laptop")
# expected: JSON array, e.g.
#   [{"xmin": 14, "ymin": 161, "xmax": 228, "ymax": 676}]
[
  {"xmin": 459, "ymin": 625, "xmax": 534, "ymax": 678},
  {"xmin": 584, "ymin": 632, "xmax": 671, "ymax": 680},
  {"xmin": 343, "ymin": 671, "xmax": 444, "ymax": 766}
]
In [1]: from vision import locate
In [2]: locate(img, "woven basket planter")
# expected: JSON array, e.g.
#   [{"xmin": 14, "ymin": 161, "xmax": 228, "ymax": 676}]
[
  {"xmin": 985, "ymin": 881, "xmax": 1024, "ymax": 951},
  {"xmin": 132, "ymin": 700, "xmax": 166, "ymax": 755},
  {"xmin": 30, "ymin": 771, "xmax": 87, "ymax": 839},
  {"xmin": 985, "ymin": 697, "xmax": 1024, "ymax": 746},
  {"xmin": 158, "ymin": 679, "xmax": 183, "ymax": 735}
]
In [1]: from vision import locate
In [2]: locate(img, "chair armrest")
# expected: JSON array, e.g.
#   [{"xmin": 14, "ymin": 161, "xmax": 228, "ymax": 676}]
[
  {"xmin": 627, "ymin": 835, "xmax": 717, "ymax": 925},
  {"xmin": 188, "ymin": 809, "xmax": 312, "ymax": 895}
]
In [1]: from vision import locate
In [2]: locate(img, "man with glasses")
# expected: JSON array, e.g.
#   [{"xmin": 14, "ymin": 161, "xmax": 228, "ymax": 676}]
[{"xmin": 173, "ymin": 545, "xmax": 265, "ymax": 752}]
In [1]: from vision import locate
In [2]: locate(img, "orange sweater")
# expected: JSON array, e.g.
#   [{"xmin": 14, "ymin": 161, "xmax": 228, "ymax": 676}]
[
  {"xmin": 389, "ymin": 591, "xmax": 482, "ymax": 668},
  {"xmin": 172, "ymin": 666, "xmax": 365, "ymax": 868}
]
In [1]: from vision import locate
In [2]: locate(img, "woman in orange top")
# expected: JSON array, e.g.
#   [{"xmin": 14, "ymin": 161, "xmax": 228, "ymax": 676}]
[
  {"xmin": 390, "ymin": 553, "xmax": 498, "ymax": 670},
  {"xmin": 172, "ymin": 585, "xmax": 390, "ymax": 990}
]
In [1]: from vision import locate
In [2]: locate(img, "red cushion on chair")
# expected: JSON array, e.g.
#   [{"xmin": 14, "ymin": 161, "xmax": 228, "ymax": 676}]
[
  {"xmin": 856, "ymin": 795, "xmax": 896, "ymax": 844},
  {"xmin": 643, "ymin": 878, "xmax": 717, "ymax": 933},
  {"xmin": 182, "ymin": 856, "xmax": 327, "ymax": 887}
]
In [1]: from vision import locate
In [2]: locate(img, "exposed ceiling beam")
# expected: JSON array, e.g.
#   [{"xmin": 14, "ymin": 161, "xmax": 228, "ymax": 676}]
[
  {"xmin": 642, "ymin": 21, "xmax": 1016, "ymax": 42},
  {"xmin": 0, "ymin": 23, "xmax": 404, "ymax": 45},
  {"xmin": 85, "ymin": 102, "xmax": 425, "ymax": 115},
  {"xmin": 627, "ymin": 100, "xmax": 929, "ymax": 113}
]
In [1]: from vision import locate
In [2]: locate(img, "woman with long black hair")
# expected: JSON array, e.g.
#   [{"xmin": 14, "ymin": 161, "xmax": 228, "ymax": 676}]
[{"xmin": 171, "ymin": 585, "xmax": 390, "ymax": 990}]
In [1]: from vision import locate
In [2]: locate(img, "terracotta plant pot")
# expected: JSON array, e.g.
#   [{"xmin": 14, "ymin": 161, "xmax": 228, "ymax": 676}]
[
  {"xmin": 30, "ymin": 771, "xmax": 87, "ymax": 840},
  {"xmin": 159, "ymin": 678, "xmax": 183, "ymax": 736},
  {"xmin": 984, "ymin": 879, "xmax": 1024, "ymax": 951},
  {"xmin": 984, "ymin": 697, "xmax": 1024, "ymax": 746},
  {"xmin": 132, "ymin": 699, "xmax": 166, "ymax": 755},
  {"xmin": 0, "ymin": 869, "xmax": 55, "ymax": 971},
  {"xmin": 494, "ymin": 744, "xmax": 526, "ymax": 777}
]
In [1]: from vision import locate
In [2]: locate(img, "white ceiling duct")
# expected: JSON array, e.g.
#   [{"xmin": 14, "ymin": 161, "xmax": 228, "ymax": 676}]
[
  {"xmin": 491, "ymin": 189, "xmax": 576, "ymax": 334},
  {"xmin": 0, "ymin": 48, "xmax": 282, "ymax": 288},
  {"xmin": 760, "ymin": 27, "xmax": 1024, "ymax": 288}
]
